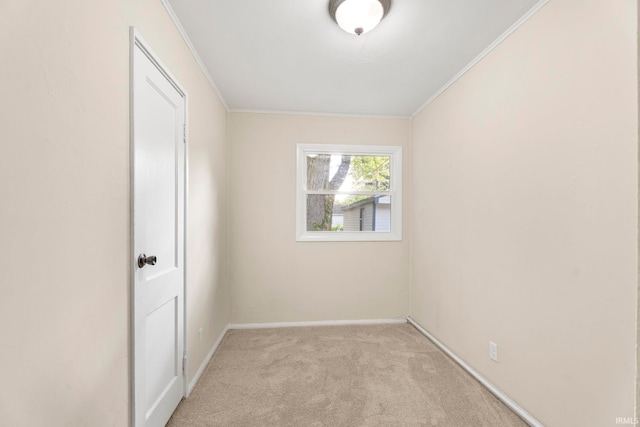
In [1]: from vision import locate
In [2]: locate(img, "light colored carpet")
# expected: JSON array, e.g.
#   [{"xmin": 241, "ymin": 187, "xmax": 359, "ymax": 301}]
[{"xmin": 167, "ymin": 323, "xmax": 527, "ymax": 427}]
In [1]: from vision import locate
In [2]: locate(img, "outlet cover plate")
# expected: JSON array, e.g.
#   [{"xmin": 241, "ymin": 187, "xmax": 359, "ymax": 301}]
[{"xmin": 489, "ymin": 341, "xmax": 498, "ymax": 362}]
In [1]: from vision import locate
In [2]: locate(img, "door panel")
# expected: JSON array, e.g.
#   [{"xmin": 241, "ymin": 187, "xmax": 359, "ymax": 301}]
[
  {"xmin": 144, "ymin": 297, "xmax": 178, "ymax": 414},
  {"xmin": 140, "ymin": 82, "xmax": 178, "ymax": 278},
  {"xmin": 132, "ymin": 33, "xmax": 186, "ymax": 427}
]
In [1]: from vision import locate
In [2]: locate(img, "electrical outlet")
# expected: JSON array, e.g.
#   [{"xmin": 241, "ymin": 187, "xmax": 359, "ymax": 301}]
[
  {"xmin": 198, "ymin": 327, "xmax": 203, "ymax": 345},
  {"xmin": 489, "ymin": 341, "xmax": 498, "ymax": 362}
]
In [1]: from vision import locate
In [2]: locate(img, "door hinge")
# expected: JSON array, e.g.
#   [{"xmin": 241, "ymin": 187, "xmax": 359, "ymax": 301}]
[
  {"xmin": 183, "ymin": 123, "xmax": 187, "ymax": 144},
  {"xmin": 182, "ymin": 355, "xmax": 187, "ymax": 376}
]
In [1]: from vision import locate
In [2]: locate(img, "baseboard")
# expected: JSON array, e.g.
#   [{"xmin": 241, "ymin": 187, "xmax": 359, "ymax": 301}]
[
  {"xmin": 406, "ymin": 317, "xmax": 544, "ymax": 427},
  {"xmin": 187, "ymin": 324, "xmax": 230, "ymax": 396},
  {"xmin": 228, "ymin": 318, "xmax": 407, "ymax": 330}
]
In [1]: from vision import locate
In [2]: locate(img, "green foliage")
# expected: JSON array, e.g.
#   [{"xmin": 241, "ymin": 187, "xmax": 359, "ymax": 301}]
[{"xmin": 350, "ymin": 156, "xmax": 390, "ymax": 191}]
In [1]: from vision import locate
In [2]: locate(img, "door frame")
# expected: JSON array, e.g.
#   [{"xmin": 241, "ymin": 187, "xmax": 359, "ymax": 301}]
[{"xmin": 129, "ymin": 27, "xmax": 190, "ymax": 426}]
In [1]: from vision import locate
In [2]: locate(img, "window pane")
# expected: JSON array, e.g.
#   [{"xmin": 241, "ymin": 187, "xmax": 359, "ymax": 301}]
[
  {"xmin": 306, "ymin": 154, "xmax": 391, "ymax": 192},
  {"xmin": 297, "ymin": 144, "xmax": 401, "ymax": 241},
  {"xmin": 306, "ymin": 194, "xmax": 391, "ymax": 232}
]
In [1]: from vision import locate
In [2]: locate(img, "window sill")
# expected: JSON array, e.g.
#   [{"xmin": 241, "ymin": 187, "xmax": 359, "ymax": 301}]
[{"xmin": 296, "ymin": 231, "xmax": 402, "ymax": 242}]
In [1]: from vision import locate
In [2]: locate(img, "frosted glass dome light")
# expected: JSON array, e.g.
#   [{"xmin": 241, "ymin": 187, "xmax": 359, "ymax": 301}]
[{"xmin": 329, "ymin": 0, "xmax": 391, "ymax": 36}]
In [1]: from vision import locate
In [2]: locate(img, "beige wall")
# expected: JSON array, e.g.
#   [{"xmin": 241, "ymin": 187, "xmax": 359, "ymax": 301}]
[
  {"xmin": 228, "ymin": 113, "xmax": 410, "ymax": 324},
  {"xmin": 0, "ymin": 1, "xmax": 229, "ymax": 426},
  {"xmin": 637, "ymin": 1, "xmax": 640, "ymax": 420},
  {"xmin": 411, "ymin": 0, "xmax": 638, "ymax": 426}
]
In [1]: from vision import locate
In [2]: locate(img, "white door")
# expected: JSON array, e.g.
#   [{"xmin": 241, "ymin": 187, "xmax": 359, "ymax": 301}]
[{"xmin": 131, "ymin": 32, "xmax": 186, "ymax": 427}]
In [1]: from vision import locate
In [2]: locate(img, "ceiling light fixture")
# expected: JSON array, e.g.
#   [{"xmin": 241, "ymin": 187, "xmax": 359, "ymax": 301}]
[{"xmin": 329, "ymin": 0, "xmax": 391, "ymax": 36}]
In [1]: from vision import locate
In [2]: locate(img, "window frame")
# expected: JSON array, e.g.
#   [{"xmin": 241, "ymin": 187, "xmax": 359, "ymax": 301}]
[{"xmin": 296, "ymin": 143, "xmax": 402, "ymax": 242}]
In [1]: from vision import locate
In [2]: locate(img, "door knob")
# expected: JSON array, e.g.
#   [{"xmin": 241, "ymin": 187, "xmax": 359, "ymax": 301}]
[{"xmin": 138, "ymin": 253, "xmax": 157, "ymax": 268}]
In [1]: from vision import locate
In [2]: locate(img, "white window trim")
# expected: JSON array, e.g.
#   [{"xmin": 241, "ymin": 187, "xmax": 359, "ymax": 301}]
[{"xmin": 296, "ymin": 144, "xmax": 402, "ymax": 242}]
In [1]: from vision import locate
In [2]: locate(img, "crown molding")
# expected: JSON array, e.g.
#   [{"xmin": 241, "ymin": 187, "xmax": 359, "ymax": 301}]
[
  {"xmin": 161, "ymin": 0, "xmax": 229, "ymax": 111},
  {"xmin": 411, "ymin": 0, "xmax": 550, "ymax": 118},
  {"xmin": 229, "ymin": 108, "xmax": 409, "ymax": 120}
]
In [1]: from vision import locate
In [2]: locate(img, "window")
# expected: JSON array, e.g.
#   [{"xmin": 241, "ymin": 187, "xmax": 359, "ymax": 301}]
[{"xmin": 296, "ymin": 144, "xmax": 402, "ymax": 242}]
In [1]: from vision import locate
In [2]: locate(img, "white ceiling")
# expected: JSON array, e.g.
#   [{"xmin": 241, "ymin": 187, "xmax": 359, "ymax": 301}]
[{"xmin": 166, "ymin": 0, "xmax": 544, "ymax": 117}]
